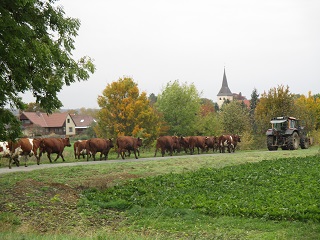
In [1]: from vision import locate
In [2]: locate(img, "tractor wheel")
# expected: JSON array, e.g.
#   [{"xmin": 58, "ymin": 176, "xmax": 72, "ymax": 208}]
[
  {"xmin": 300, "ymin": 137, "xmax": 309, "ymax": 149},
  {"xmin": 288, "ymin": 132, "xmax": 300, "ymax": 150},
  {"xmin": 267, "ymin": 136, "xmax": 278, "ymax": 151}
]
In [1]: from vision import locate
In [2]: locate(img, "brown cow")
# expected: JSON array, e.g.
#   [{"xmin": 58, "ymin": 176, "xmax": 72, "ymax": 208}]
[
  {"xmin": 218, "ymin": 135, "xmax": 232, "ymax": 153},
  {"xmin": 74, "ymin": 140, "xmax": 89, "ymax": 159},
  {"xmin": 7, "ymin": 138, "xmax": 41, "ymax": 169},
  {"xmin": 85, "ymin": 138, "xmax": 114, "ymax": 161},
  {"xmin": 179, "ymin": 136, "xmax": 190, "ymax": 154},
  {"xmin": 231, "ymin": 134, "xmax": 241, "ymax": 152},
  {"xmin": 188, "ymin": 136, "xmax": 206, "ymax": 155},
  {"xmin": 205, "ymin": 136, "xmax": 219, "ymax": 153},
  {"xmin": 116, "ymin": 136, "xmax": 142, "ymax": 160},
  {"xmin": 218, "ymin": 134, "xmax": 241, "ymax": 153},
  {"xmin": 38, "ymin": 138, "xmax": 71, "ymax": 164},
  {"xmin": 154, "ymin": 136, "xmax": 179, "ymax": 157}
]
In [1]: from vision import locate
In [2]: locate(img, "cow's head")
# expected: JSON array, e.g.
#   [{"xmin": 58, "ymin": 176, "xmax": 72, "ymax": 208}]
[
  {"xmin": 137, "ymin": 137, "xmax": 143, "ymax": 147},
  {"xmin": 179, "ymin": 136, "xmax": 189, "ymax": 146},
  {"xmin": 63, "ymin": 138, "xmax": 71, "ymax": 147},
  {"xmin": 204, "ymin": 136, "xmax": 211, "ymax": 144},
  {"xmin": 107, "ymin": 138, "xmax": 114, "ymax": 148},
  {"xmin": 234, "ymin": 135, "xmax": 241, "ymax": 142}
]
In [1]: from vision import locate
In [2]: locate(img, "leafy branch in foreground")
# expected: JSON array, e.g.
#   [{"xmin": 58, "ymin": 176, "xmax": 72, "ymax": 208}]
[{"xmin": 0, "ymin": 0, "xmax": 95, "ymax": 140}]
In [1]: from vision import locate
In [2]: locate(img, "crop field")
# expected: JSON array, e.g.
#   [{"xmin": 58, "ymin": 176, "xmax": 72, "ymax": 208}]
[{"xmin": 0, "ymin": 144, "xmax": 320, "ymax": 239}]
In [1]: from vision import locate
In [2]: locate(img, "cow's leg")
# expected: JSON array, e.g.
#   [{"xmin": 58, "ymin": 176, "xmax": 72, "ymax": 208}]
[
  {"xmin": 87, "ymin": 151, "xmax": 91, "ymax": 161},
  {"xmin": 154, "ymin": 147, "xmax": 158, "ymax": 157},
  {"xmin": 117, "ymin": 148, "xmax": 124, "ymax": 159},
  {"xmin": 133, "ymin": 149, "xmax": 138, "ymax": 159},
  {"xmin": 14, "ymin": 156, "xmax": 20, "ymax": 167},
  {"xmin": 169, "ymin": 147, "xmax": 173, "ymax": 156},
  {"xmin": 197, "ymin": 147, "xmax": 200, "ymax": 154},
  {"xmin": 189, "ymin": 146, "xmax": 194, "ymax": 155},
  {"xmin": 8, "ymin": 155, "xmax": 19, "ymax": 169},
  {"xmin": 47, "ymin": 153, "xmax": 53, "ymax": 163},
  {"xmin": 161, "ymin": 147, "xmax": 165, "ymax": 157},
  {"xmin": 23, "ymin": 154, "xmax": 28, "ymax": 167},
  {"xmin": 120, "ymin": 149, "xmax": 125, "ymax": 160},
  {"xmin": 219, "ymin": 144, "xmax": 223, "ymax": 153},
  {"xmin": 37, "ymin": 151, "xmax": 43, "ymax": 165},
  {"xmin": 8, "ymin": 156, "xmax": 12, "ymax": 169},
  {"xmin": 36, "ymin": 155, "xmax": 40, "ymax": 165},
  {"xmin": 60, "ymin": 153, "xmax": 65, "ymax": 162},
  {"xmin": 222, "ymin": 141, "xmax": 226, "ymax": 153},
  {"xmin": 53, "ymin": 153, "xmax": 60, "ymax": 162}
]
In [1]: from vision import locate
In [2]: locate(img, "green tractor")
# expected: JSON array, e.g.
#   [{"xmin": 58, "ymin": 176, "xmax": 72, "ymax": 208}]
[{"xmin": 266, "ymin": 116, "xmax": 309, "ymax": 151}]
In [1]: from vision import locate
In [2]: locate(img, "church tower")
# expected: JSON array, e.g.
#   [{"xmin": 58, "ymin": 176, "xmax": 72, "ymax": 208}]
[{"xmin": 217, "ymin": 68, "xmax": 233, "ymax": 108}]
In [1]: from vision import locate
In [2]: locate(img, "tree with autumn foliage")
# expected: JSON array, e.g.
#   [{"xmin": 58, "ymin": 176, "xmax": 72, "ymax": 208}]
[
  {"xmin": 254, "ymin": 85, "xmax": 295, "ymax": 134},
  {"xmin": 96, "ymin": 77, "xmax": 162, "ymax": 144},
  {"xmin": 294, "ymin": 91, "xmax": 320, "ymax": 131}
]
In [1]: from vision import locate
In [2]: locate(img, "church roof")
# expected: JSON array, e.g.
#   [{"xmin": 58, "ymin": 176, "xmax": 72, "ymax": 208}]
[{"xmin": 217, "ymin": 68, "xmax": 233, "ymax": 96}]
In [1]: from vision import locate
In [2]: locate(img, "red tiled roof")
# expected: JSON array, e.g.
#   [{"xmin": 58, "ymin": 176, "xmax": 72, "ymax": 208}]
[
  {"xmin": 70, "ymin": 114, "xmax": 96, "ymax": 128},
  {"xmin": 243, "ymin": 99, "xmax": 250, "ymax": 108},
  {"xmin": 21, "ymin": 112, "xmax": 69, "ymax": 127}
]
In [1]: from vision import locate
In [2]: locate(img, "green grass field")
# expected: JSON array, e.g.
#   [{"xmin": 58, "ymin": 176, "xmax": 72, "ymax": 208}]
[{"xmin": 0, "ymin": 145, "xmax": 320, "ymax": 239}]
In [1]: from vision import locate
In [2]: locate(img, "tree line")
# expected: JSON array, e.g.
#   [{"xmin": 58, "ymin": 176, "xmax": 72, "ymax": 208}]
[{"xmin": 93, "ymin": 77, "xmax": 320, "ymax": 149}]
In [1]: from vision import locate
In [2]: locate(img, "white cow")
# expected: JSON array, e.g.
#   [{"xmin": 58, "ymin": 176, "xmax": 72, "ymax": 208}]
[{"xmin": 0, "ymin": 141, "xmax": 10, "ymax": 157}]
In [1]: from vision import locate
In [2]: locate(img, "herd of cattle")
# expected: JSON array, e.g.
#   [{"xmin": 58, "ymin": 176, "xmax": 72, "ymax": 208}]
[{"xmin": 0, "ymin": 134, "xmax": 241, "ymax": 169}]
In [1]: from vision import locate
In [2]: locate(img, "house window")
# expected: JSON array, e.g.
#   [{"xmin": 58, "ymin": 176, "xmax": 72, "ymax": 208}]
[
  {"xmin": 67, "ymin": 119, "xmax": 70, "ymax": 123},
  {"xmin": 69, "ymin": 127, "xmax": 73, "ymax": 133}
]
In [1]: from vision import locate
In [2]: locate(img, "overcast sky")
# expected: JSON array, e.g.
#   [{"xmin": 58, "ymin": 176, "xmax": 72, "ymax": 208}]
[{"xmin": 22, "ymin": 0, "xmax": 320, "ymax": 109}]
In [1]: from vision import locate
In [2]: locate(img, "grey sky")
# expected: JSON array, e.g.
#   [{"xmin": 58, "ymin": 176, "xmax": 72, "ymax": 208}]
[{"xmin": 22, "ymin": 0, "xmax": 320, "ymax": 109}]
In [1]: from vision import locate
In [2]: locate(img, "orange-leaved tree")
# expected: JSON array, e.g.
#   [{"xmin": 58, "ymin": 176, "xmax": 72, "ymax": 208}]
[
  {"xmin": 96, "ymin": 77, "xmax": 162, "ymax": 145},
  {"xmin": 294, "ymin": 91, "xmax": 320, "ymax": 131}
]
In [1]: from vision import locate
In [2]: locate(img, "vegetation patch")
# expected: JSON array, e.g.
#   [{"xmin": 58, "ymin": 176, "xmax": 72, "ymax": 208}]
[{"xmin": 82, "ymin": 156, "xmax": 320, "ymax": 222}]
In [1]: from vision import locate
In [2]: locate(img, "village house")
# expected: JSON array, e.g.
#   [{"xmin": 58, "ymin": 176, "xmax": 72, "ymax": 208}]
[
  {"xmin": 19, "ymin": 111, "xmax": 76, "ymax": 137},
  {"xmin": 70, "ymin": 114, "xmax": 96, "ymax": 135}
]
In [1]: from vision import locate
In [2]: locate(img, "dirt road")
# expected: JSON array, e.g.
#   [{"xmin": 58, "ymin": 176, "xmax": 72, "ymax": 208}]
[{"xmin": 0, "ymin": 154, "xmax": 203, "ymax": 175}]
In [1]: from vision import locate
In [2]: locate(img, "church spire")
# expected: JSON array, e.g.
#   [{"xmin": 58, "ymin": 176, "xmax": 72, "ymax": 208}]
[{"xmin": 217, "ymin": 67, "xmax": 233, "ymax": 96}]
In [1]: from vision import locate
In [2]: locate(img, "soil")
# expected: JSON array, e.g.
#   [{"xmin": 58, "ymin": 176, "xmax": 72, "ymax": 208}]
[{"xmin": 0, "ymin": 172, "xmax": 140, "ymax": 235}]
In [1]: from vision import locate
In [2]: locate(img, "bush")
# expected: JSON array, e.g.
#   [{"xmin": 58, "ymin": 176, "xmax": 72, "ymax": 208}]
[
  {"xmin": 237, "ymin": 131, "xmax": 254, "ymax": 150},
  {"xmin": 310, "ymin": 130, "xmax": 320, "ymax": 145}
]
